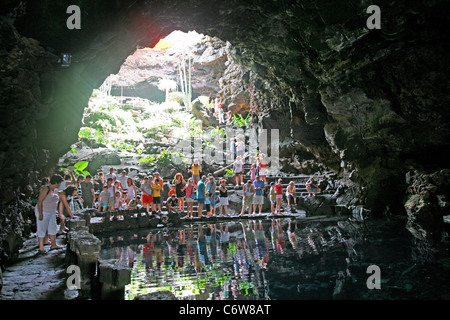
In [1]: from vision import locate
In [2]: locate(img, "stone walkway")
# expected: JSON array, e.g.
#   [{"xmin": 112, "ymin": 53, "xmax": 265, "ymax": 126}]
[{"xmin": 0, "ymin": 234, "xmax": 68, "ymax": 300}]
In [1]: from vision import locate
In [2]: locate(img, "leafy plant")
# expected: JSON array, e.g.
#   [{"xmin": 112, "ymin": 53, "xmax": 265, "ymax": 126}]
[
  {"xmin": 137, "ymin": 156, "xmax": 156, "ymax": 167},
  {"xmin": 224, "ymin": 168, "xmax": 235, "ymax": 178},
  {"xmin": 232, "ymin": 114, "xmax": 251, "ymax": 127},
  {"xmin": 61, "ymin": 160, "xmax": 91, "ymax": 177}
]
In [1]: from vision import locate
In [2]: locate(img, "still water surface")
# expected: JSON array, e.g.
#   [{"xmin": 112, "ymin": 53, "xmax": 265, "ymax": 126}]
[{"xmin": 98, "ymin": 217, "xmax": 450, "ymax": 300}]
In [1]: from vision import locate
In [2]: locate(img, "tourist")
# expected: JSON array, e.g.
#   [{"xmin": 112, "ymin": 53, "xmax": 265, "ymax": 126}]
[
  {"xmin": 274, "ymin": 179, "xmax": 283, "ymax": 214},
  {"xmin": 153, "ymin": 172, "xmax": 164, "ymax": 210},
  {"xmin": 168, "ymin": 184, "xmax": 176, "ymax": 197},
  {"xmin": 80, "ymin": 175, "xmax": 95, "ymax": 208},
  {"xmin": 98, "ymin": 185, "xmax": 109, "ymax": 212},
  {"xmin": 106, "ymin": 178, "xmax": 115, "ymax": 211},
  {"xmin": 184, "ymin": 178, "xmax": 196, "ymax": 218},
  {"xmin": 165, "ymin": 194, "xmax": 179, "ymax": 213},
  {"xmin": 286, "ymin": 181, "xmax": 297, "ymax": 207},
  {"xmin": 218, "ymin": 179, "xmax": 229, "ymax": 216},
  {"xmin": 174, "ymin": 173, "xmax": 187, "ymax": 212},
  {"xmin": 128, "ymin": 196, "xmax": 142, "ymax": 209},
  {"xmin": 233, "ymin": 156, "xmax": 244, "ymax": 186},
  {"xmin": 230, "ymin": 138, "xmax": 238, "ymax": 160},
  {"xmin": 205, "ymin": 175, "xmax": 217, "ymax": 216},
  {"xmin": 216, "ymin": 98, "xmax": 224, "ymax": 124},
  {"xmin": 196, "ymin": 175, "xmax": 207, "ymax": 218},
  {"xmin": 240, "ymin": 180, "xmax": 255, "ymax": 216},
  {"xmin": 141, "ymin": 176, "xmax": 153, "ymax": 215},
  {"xmin": 236, "ymin": 138, "xmax": 245, "ymax": 158},
  {"xmin": 255, "ymin": 153, "xmax": 267, "ymax": 183},
  {"xmin": 57, "ymin": 185, "xmax": 76, "ymax": 235},
  {"xmin": 190, "ymin": 160, "xmax": 202, "ymax": 188},
  {"xmin": 105, "ymin": 167, "xmax": 117, "ymax": 181},
  {"xmin": 269, "ymin": 182, "xmax": 277, "ymax": 214},
  {"xmin": 305, "ymin": 176, "xmax": 321, "ymax": 196},
  {"xmin": 35, "ymin": 174, "xmax": 67, "ymax": 253},
  {"xmin": 114, "ymin": 190, "xmax": 123, "ymax": 209},
  {"xmin": 57, "ymin": 174, "xmax": 72, "ymax": 192},
  {"xmin": 94, "ymin": 171, "xmax": 105, "ymax": 192},
  {"xmin": 248, "ymin": 163, "xmax": 257, "ymax": 182},
  {"xmin": 117, "ymin": 170, "xmax": 129, "ymax": 202},
  {"xmin": 152, "ymin": 178, "xmax": 162, "ymax": 213},
  {"xmin": 73, "ymin": 174, "xmax": 85, "ymax": 210},
  {"xmin": 125, "ymin": 177, "xmax": 137, "ymax": 204},
  {"xmin": 253, "ymin": 175, "xmax": 265, "ymax": 214}
]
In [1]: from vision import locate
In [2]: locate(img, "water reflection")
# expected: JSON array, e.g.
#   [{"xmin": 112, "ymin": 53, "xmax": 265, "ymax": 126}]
[{"xmin": 98, "ymin": 218, "xmax": 450, "ymax": 300}]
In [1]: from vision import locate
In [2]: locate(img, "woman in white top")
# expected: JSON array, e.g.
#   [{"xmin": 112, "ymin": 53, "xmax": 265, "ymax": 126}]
[{"xmin": 35, "ymin": 175, "xmax": 70, "ymax": 254}]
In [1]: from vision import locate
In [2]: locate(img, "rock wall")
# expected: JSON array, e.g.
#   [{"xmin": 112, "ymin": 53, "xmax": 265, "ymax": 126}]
[{"xmin": 1, "ymin": 0, "xmax": 450, "ymax": 268}]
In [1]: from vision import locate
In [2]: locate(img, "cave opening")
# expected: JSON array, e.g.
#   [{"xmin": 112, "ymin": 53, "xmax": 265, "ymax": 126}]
[{"xmin": 62, "ymin": 29, "xmax": 253, "ymax": 179}]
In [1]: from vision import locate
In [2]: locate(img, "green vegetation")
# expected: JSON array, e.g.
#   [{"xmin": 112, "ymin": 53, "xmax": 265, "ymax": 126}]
[{"xmin": 232, "ymin": 113, "xmax": 251, "ymax": 127}]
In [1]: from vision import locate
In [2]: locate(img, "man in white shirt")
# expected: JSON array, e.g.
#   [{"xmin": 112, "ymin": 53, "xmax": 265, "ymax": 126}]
[
  {"xmin": 117, "ymin": 170, "xmax": 129, "ymax": 202},
  {"xmin": 105, "ymin": 167, "xmax": 117, "ymax": 181}
]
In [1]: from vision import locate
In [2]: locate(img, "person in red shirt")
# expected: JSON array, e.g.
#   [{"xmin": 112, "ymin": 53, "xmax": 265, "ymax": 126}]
[{"xmin": 274, "ymin": 179, "xmax": 283, "ymax": 214}]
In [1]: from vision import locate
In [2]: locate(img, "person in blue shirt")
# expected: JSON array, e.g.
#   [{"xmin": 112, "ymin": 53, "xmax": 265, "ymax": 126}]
[
  {"xmin": 196, "ymin": 175, "xmax": 207, "ymax": 217},
  {"xmin": 252, "ymin": 175, "xmax": 265, "ymax": 214}
]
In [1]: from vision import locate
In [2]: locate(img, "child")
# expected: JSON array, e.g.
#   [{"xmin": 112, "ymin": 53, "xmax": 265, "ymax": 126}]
[
  {"xmin": 184, "ymin": 178, "xmax": 196, "ymax": 218},
  {"xmin": 247, "ymin": 164, "xmax": 257, "ymax": 182},
  {"xmin": 115, "ymin": 190, "xmax": 123, "ymax": 209},
  {"xmin": 98, "ymin": 185, "xmax": 109, "ymax": 212},
  {"xmin": 168, "ymin": 184, "xmax": 176, "ymax": 197},
  {"xmin": 190, "ymin": 160, "xmax": 202, "ymax": 188},
  {"xmin": 152, "ymin": 178, "xmax": 162, "ymax": 213}
]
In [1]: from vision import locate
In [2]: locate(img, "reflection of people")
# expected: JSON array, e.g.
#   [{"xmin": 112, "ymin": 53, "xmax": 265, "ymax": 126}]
[{"xmin": 305, "ymin": 176, "xmax": 321, "ymax": 196}]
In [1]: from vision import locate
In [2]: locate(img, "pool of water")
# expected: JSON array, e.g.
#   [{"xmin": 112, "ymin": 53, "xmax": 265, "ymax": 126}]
[{"xmin": 98, "ymin": 216, "xmax": 450, "ymax": 300}]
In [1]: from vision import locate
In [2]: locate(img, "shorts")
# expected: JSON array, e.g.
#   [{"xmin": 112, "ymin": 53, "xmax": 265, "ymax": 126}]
[
  {"xmin": 287, "ymin": 194, "xmax": 295, "ymax": 203},
  {"xmin": 242, "ymin": 196, "xmax": 253, "ymax": 207},
  {"xmin": 100, "ymin": 202, "xmax": 107, "ymax": 209},
  {"xmin": 107, "ymin": 196, "xmax": 115, "ymax": 207},
  {"xmin": 153, "ymin": 197, "xmax": 160, "ymax": 204},
  {"xmin": 142, "ymin": 194, "xmax": 153, "ymax": 204},
  {"xmin": 197, "ymin": 198, "xmax": 205, "ymax": 204},
  {"xmin": 270, "ymin": 200, "xmax": 276, "ymax": 205},
  {"xmin": 35, "ymin": 206, "xmax": 57, "ymax": 237},
  {"xmin": 193, "ymin": 175, "xmax": 200, "ymax": 181},
  {"xmin": 220, "ymin": 197, "xmax": 229, "ymax": 206},
  {"xmin": 185, "ymin": 197, "xmax": 194, "ymax": 203},
  {"xmin": 276, "ymin": 194, "xmax": 283, "ymax": 200},
  {"xmin": 253, "ymin": 195, "xmax": 264, "ymax": 205}
]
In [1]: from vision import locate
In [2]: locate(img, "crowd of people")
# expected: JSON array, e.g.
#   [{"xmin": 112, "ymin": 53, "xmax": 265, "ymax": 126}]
[{"xmin": 33, "ymin": 158, "xmax": 322, "ymax": 254}]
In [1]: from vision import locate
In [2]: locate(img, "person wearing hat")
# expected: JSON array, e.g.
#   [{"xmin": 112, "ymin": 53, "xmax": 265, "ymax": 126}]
[{"xmin": 239, "ymin": 180, "xmax": 255, "ymax": 216}]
